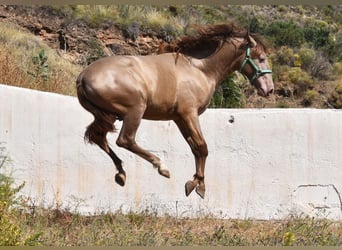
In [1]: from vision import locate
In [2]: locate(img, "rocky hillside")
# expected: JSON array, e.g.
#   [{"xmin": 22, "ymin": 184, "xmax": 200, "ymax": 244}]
[
  {"xmin": 0, "ymin": 5, "xmax": 164, "ymax": 65},
  {"xmin": 0, "ymin": 5, "xmax": 341, "ymax": 108}
]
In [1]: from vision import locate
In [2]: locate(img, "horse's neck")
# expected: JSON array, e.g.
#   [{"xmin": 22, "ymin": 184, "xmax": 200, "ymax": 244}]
[{"xmin": 197, "ymin": 39, "xmax": 244, "ymax": 85}]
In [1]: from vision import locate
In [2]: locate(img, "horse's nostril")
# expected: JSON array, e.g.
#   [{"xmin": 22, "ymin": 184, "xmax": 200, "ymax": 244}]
[{"xmin": 268, "ymin": 88, "xmax": 274, "ymax": 95}]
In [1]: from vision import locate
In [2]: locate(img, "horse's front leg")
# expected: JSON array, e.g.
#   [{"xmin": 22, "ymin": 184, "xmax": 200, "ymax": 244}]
[
  {"xmin": 174, "ymin": 115, "xmax": 208, "ymax": 199},
  {"xmin": 116, "ymin": 110, "xmax": 171, "ymax": 179}
]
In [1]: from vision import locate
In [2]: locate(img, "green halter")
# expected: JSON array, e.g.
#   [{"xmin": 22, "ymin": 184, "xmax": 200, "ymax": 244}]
[{"xmin": 239, "ymin": 46, "xmax": 272, "ymax": 83}]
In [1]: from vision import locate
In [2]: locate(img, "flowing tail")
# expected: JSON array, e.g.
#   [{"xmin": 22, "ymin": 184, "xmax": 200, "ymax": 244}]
[{"xmin": 76, "ymin": 75, "xmax": 116, "ymax": 145}]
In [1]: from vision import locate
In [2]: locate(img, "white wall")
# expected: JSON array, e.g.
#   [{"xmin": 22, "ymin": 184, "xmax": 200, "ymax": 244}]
[{"xmin": 1, "ymin": 84, "xmax": 341, "ymax": 220}]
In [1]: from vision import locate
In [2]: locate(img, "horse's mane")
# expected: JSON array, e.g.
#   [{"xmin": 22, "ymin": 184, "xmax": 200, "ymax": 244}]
[{"xmin": 158, "ymin": 23, "xmax": 267, "ymax": 59}]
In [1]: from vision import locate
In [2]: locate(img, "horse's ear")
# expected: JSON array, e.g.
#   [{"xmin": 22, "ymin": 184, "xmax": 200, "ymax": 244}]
[
  {"xmin": 245, "ymin": 29, "xmax": 257, "ymax": 48},
  {"xmin": 247, "ymin": 34, "xmax": 257, "ymax": 48}
]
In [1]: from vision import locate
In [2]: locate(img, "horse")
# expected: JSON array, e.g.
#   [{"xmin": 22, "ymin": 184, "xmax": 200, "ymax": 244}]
[{"xmin": 76, "ymin": 23, "xmax": 274, "ymax": 199}]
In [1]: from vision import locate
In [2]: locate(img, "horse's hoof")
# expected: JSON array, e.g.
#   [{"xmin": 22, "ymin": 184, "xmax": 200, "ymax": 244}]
[
  {"xmin": 195, "ymin": 186, "xmax": 205, "ymax": 199},
  {"xmin": 115, "ymin": 173, "xmax": 126, "ymax": 186},
  {"xmin": 185, "ymin": 181, "xmax": 197, "ymax": 196},
  {"xmin": 158, "ymin": 168, "xmax": 170, "ymax": 179}
]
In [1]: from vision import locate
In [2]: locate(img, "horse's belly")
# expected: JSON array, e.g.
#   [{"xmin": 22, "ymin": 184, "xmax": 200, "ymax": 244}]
[{"xmin": 143, "ymin": 104, "xmax": 177, "ymax": 120}]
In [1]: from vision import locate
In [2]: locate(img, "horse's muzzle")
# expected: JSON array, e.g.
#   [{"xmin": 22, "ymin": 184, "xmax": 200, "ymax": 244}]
[{"xmin": 258, "ymin": 85, "xmax": 274, "ymax": 97}]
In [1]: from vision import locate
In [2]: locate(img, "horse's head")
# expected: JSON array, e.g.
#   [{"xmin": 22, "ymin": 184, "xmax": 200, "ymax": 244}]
[{"xmin": 238, "ymin": 35, "xmax": 274, "ymax": 97}]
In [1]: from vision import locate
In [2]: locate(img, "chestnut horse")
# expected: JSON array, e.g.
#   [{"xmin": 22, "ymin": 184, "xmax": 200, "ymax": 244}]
[{"xmin": 76, "ymin": 23, "xmax": 274, "ymax": 198}]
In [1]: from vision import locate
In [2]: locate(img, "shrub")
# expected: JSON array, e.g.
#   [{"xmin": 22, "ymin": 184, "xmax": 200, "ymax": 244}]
[
  {"xmin": 276, "ymin": 102, "xmax": 291, "ymax": 108},
  {"xmin": 328, "ymin": 81, "xmax": 342, "ymax": 108},
  {"xmin": 303, "ymin": 89, "xmax": 319, "ymax": 107},
  {"xmin": 303, "ymin": 19, "xmax": 330, "ymax": 49},
  {"xmin": 265, "ymin": 21, "xmax": 304, "ymax": 47},
  {"xmin": 274, "ymin": 46, "xmax": 296, "ymax": 67},
  {"xmin": 333, "ymin": 62, "xmax": 342, "ymax": 77},
  {"xmin": 279, "ymin": 67, "xmax": 313, "ymax": 96},
  {"xmin": 331, "ymin": 31, "xmax": 342, "ymax": 61},
  {"xmin": 84, "ymin": 38, "xmax": 106, "ymax": 65},
  {"xmin": 298, "ymin": 47, "xmax": 316, "ymax": 71},
  {"xmin": 210, "ymin": 75, "xmax": 245, "ymax": 108},
  {"xmin": 310, "ymin": 52, "xmax": 333, "ymax": 80},
  {"xmin": 27, "ymin": 50, "xmax": 49, "ymax": 84},
  {"xmin": 0, "ymin": 143, "xmax": 41, "ymax": 246},
  {"xmin": 248, "ymin": 16, "xmax": 265, "ymax": 34}
]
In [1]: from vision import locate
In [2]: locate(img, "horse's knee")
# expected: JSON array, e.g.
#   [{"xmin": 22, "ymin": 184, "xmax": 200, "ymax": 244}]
[
  {"xmin": 200, "ymin": 142, "xmax": 208, "ymax": 157},
  {"xmin": 191, "ymin": 140, "xmax": 208, "ymax": 158}
]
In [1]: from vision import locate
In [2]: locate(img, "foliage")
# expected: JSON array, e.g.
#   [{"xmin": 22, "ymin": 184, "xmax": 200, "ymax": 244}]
[
  {"xmin": 2, "ymin": 208, "xmax": 340, "ymax": 246},
  {"xmin": 309, "ymin": 52, "xmax": 333, "ymax": 80},
  {"xmin": 27, "ymin": 50, "xmax": 49, "ymax": 83},
  {"xmin": 303, "ymin": 89, "xmax": 319, "ymax": 107},
  {"xmin": 298, "ymin": 47, "xmax": 316, "ymax": 71},
  {"xmin": 1, "ymin": 5, "xmax": 342, "ymax": 108},
  {"xmin": 273, "ymin": 46, "xmax": 296, "ymax": 67},
  {"xmin": 0, "ymin": 143, "xmax": 41, "ymax": 246},
  {"xmin": 333, "ymin": 62, "xmax": 342, "ymax": 76},
  {"xmin": 84, "ymin": 38, "xmax": 106, "ymax": 65},
  {"xmin": 279, "ymin": 216, "xmax": 342, "ymax": 246},
  {"xmin": 278, "ymin": 67, "xmax": 313, "ymax": 96},
  {"xmin": 265, "ymin": 21, "xmax": 304, "ymax": 47},
  {"xmin": 328, "ymin": 81, "xmax": 342, "ymax": 108},
  {"xmin": 303, "ymin": 19, "xmax": 331, "ymax": 49},
  {"xmin": 210, "ymin": 75, "xmax": 245, "ymax": 108}
]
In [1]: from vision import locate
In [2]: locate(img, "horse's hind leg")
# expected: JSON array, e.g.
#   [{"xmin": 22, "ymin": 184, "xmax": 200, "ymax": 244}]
[
  {"xmin": 107, "ymin": 147, "xmax": 126, "ymax": 186},
  {"xmin": 85, "ymin": 119, "xmax": 126, "ymax": 186},
  {"xmin": 116, "ymin": 110, "xmax": 170, "ymax": 179}
]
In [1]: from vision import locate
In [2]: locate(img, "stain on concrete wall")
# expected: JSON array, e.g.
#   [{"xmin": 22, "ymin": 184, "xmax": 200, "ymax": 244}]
[{"xmin": 1, "ymin": 84, "xmax": 341, "ymax": 220}]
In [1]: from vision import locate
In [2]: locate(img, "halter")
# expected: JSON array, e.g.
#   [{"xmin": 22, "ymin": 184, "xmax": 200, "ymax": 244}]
[{"xmin": 239, "ymin": 46, "xmax": 272, "ymax": 83}]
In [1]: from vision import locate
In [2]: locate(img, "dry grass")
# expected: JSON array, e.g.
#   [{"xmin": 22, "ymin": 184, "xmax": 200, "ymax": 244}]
[
  {"xmin": 10, "ymin": 207, "xmax": 341, "ymax": 246},
  {"xmin": 0, "ymin": 21, "xmax": 81, "ymax": 96}
]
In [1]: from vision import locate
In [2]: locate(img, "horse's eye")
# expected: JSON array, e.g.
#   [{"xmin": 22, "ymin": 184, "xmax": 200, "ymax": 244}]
[{"xmin": 259, "ymin": 57, "xmax": 266, "ymax": 63}]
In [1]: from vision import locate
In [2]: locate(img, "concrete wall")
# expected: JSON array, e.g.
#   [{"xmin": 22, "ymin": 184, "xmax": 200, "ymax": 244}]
[{"xmin": 1, "ymin": 84, "xmax": 341, "ymax": 220}]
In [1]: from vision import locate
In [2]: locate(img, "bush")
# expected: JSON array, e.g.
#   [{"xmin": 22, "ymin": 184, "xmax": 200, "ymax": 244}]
[
  {"xmin": 265, "ymin": 21, "xmax": 304, "ymax": 47},
  {"xmin": 303, "ymin": 19, "xmax": 330, "ymax": 49},
  {"xmin": 331, "ymin": 31, "xmax": 342, "ymax": 61},
  {"xmin": 27, "ymin": 50, "xmax": 49, "ymax": 84},
  {"xmin": 303, "ymin": 89, "xmax": 319, "ymax": 107},
  {"xmin": 274, "ymin": 46, "xmax": 295, "ymax": 67},
  {"xmin": 0, "ymin": 143, "xmax": 41, "ymax": 246},
  {"xmin": 0, "ymin": 143, "xmax": 22, "ymax": 246},
  {"xmin": 328, "ymin": 81, "xmax": 342, "ymax": 108},
  {"xmin": 210, "ymin": 75, "xmax": 244, "ymax": 108},
  {"xmin": 310, "ymin": 52, "xmax": 333, "ymax": 80},
  {"xmin": 298, "ymin": 47, "xmax": 316, "ymax": 71},
  {"xmin": 84, "ymin": 38, "xmax": 106, "ymax": 65},
  {"xmin": 333, "ymin": 62, "xmax": 342, "ymax": 77},
  {"xmin": 279, "ymin": 67, "xmax": 313, "ymax": 96}
]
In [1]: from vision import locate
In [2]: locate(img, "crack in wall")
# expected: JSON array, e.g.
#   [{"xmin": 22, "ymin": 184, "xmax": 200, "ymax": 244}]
[{"xmin": 296, "ymin": 184, "xmax": 342, "ymax": 212}]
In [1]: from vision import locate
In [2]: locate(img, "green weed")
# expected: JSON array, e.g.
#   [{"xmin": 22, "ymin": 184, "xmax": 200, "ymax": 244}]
[{"xmin": 0, "ymin": 143, "xmax": 42, "ymax": 246}]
